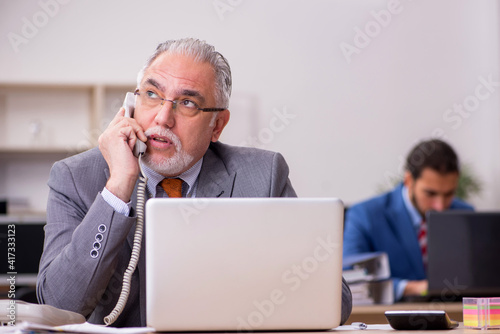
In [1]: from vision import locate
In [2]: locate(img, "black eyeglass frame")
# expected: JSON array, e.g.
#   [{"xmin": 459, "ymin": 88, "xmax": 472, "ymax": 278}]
[{"xmin": 134, "ymin": 89, "xmax": 226, "ymax": 113}]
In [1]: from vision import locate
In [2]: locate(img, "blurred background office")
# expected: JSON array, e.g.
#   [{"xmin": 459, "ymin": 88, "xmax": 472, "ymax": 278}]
[{"xmin": 0, "ymin": 0, "xmax": 499, "ymax": 214}]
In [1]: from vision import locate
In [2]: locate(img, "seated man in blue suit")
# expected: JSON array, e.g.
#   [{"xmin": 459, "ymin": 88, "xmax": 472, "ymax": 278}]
[{"xmin": 343, "ymin": 139, "xmax": 473, "ymax": 301}]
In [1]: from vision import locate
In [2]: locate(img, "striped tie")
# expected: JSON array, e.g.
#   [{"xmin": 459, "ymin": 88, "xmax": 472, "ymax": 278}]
[{"xmin": 418, "ymin": 219, "xmax": 427, "ymax": 268}]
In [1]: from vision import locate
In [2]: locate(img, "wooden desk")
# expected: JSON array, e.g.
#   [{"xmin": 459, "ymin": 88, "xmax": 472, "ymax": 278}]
[
  {"xmin": 332, "ymin": 323, "xmax": 474, "ymax": 333},
  {"xmin": 346, "ymin": 302, "xmax": 463, "ymax": 324}
]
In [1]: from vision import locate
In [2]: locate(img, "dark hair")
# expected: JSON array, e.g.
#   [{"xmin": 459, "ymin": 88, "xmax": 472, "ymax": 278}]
[{"xmin": 405, "ymin": 139, "xmax": 459, "ymax": 180}]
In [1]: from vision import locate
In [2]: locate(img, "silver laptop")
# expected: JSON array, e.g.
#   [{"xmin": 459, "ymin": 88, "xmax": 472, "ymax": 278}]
[{"xmin": 145, "ymin": 197, "xmax": 344, "ymax": 331}]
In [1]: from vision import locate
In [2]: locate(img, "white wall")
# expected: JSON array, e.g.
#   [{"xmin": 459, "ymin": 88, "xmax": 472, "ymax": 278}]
[{"xmin": 0, "ymin": 0, "xmax": 499, "ymax": 210}]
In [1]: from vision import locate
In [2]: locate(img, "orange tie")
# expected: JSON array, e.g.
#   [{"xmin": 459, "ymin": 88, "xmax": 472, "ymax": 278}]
[{"xmin": 161, "ymin": 178, "xmax": 183, "ymax": 198}]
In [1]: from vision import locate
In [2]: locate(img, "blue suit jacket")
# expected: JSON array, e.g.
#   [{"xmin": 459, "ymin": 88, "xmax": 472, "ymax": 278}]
[{"xmin": 343, "ymin": 183, "xmax": 473, "ymax": 299}]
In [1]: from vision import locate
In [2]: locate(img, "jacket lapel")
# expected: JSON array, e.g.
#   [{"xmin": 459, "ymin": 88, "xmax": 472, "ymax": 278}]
[{"xmin": 196, "ymin": 146, "xmax": 236, "ymax": 198}]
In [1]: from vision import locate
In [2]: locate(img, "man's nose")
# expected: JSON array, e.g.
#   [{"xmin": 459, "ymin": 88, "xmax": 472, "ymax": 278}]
[
  {"xmin": 431, "ymin": 197, "xmax": 447, "ymax": 211},
  {"xmin": 154, "ymin": 101, "xmax": 175, "ymax": 128}
]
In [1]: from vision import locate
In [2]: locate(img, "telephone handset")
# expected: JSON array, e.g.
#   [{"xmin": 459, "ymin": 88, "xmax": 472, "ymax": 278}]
[
  {"xmin": 104, "ymin": 93, "xmax": 149, "ymax": 326},
  {"xmin": 122, "ymin": 92, "xmax": 147, "ymax": 157}
]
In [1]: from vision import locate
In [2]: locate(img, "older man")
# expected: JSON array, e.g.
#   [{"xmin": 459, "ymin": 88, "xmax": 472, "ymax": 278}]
[{"xmin": 37, "ymin": 38, "xmax": 352, "ymax": 326}]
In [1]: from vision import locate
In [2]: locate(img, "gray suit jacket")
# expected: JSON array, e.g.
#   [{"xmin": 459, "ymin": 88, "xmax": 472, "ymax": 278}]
[{"xmin": 37, "ymin": 141, "xmax": 351, "ymax": 327}]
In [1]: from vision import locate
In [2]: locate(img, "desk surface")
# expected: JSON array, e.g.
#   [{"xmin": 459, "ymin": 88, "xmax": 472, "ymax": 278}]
[
  {"xmin": 333, "ymin": 323, "xmax": 474, "ymax": 333},
  {"xmin": 347, "ymin": 302, "xmax": 463, "ymax": 324},
  {"xmin": 152, "ymin": 323, "xmax": 483, "ymax": 333}
]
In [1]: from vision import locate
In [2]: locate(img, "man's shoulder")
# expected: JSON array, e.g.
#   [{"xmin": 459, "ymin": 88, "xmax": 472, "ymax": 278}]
[
  {"xmin": 48, "ymin": 147, "xmax": 108, "ymax": 196},
  {"xmin": 451, "ymin": 198, "xmax": 474, "ymax": 210},
  {"xmin": 208, "ymin": 141, "xmax": 277, "ymax": 159},
  {"xmin": 349, "ymin": 184, "xmax": 402, "ymax": 213},
  {"xmin": 54, "ymin": 147, "xmax": 106, "ymax": 170},
  {"xmin": 207, "ymin": 141, "xmax": 282, "ymax": 171}
]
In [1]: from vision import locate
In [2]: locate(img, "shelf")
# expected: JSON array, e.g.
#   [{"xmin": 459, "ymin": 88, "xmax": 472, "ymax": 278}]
[
  {"xmin": 0, "ymin": 82, "xmax": 134, "ymax": 214},
  {"xmin": 0, "ymin": 213, "xmax": 46, "ymax": 223},
  {"xmin": 0, "ymin": 147, "xmax": 89, "ymax": 155},
  {"xmin": 0, "ymin": 146, "xmax": 89, "ymax": 156},
  {"xmin": 0, "ymin": 82, "xmax": 134, "ymax": 89},
  {"xmin": 0, "ymin": 82, "xmax": 135, "ymax": 150}
]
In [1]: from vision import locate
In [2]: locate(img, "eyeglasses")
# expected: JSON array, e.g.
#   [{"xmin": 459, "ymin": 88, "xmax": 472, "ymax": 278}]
[{"xmin": 134, "ymin": 89, "xmax": 226, "ymax": 117}]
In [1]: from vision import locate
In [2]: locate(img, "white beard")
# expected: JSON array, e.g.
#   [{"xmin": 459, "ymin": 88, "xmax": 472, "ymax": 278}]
[{"xmin": 142, "ymin": 126, "xmax": 194, "ymax": 176}]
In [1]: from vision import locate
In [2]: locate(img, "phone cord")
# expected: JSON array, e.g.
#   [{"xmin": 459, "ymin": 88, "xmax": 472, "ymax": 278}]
[{"xmin": 104, "ymin": 154, "xmax": 148, "ymax": 326}]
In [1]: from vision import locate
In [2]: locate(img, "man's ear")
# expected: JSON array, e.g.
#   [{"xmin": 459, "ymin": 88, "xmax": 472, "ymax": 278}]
[
  {"xmin": 211, "ymin": 109, "xmax": 230, "ymax": 142},
  {"xmin": 403, "ymin": 170, "xmax": 413, "ymax": 188}
]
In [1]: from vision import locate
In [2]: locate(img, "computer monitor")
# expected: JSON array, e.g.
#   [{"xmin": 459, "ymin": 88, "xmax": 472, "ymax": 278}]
[
  {"xmin": 0, "ymin": 215, "xmax": 45, "ymax": 288},
  {"xmin": 427, "ymin": 211, "xmax": 500, "ymax": 301}
]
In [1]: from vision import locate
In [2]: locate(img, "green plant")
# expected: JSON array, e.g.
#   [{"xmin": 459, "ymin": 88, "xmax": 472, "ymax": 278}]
[{"xmin": 455, "ymin": 164, "xmax": 482, "ymax": 201}]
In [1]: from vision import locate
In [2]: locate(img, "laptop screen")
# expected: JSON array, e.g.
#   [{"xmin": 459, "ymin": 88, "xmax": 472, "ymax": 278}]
[{"xmin": 427, "ymin": 211, "xmax": 500, "ymax": 300}]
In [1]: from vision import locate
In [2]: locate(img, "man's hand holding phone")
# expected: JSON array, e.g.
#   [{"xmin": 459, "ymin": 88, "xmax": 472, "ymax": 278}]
[{"xmin": 98, "ymin": 99, "xmax": 148, "ymax": 203}]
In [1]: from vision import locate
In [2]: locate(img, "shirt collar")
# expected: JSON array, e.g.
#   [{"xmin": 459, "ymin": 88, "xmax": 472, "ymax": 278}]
[
  {"xmin": 140, "ymin": 158, "xmax": 203, "ymax": 198},
  {"xmin": 402, "ymin": 184, "xmax": 423, "ymax": 229}
]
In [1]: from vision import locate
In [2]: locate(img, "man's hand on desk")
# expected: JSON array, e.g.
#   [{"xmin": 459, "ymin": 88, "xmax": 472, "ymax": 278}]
[{"xmin": 404, "ymin": 279, "xmax": 428, "ymax": 296}]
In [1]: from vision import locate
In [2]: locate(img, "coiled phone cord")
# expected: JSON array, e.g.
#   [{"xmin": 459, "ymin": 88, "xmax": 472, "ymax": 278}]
[{"xmin": 104, "ymin": 154, "xmax": 148, "ymax": 326}]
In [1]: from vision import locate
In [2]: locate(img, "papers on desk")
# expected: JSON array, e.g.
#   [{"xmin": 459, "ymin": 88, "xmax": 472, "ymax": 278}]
[
  {"xmin": 343, "ymin": 252, "xmax": 394, "ymax": 305},
  {"xmin": 0, "ymin": 322, "xmax": 155, "ymax": 334},
  {"xmin": 343, "ymin": 252, "xmax": 391, "ymax": 282}
]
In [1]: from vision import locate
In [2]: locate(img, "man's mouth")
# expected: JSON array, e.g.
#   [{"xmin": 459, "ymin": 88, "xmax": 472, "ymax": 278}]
[
  {"xmin": 149, "ymin": 135, "xmax": 174, "ymax": 147},
  {"xmin": 151, "ymin": 136, "xmax": 168, "ymax": 143}
]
